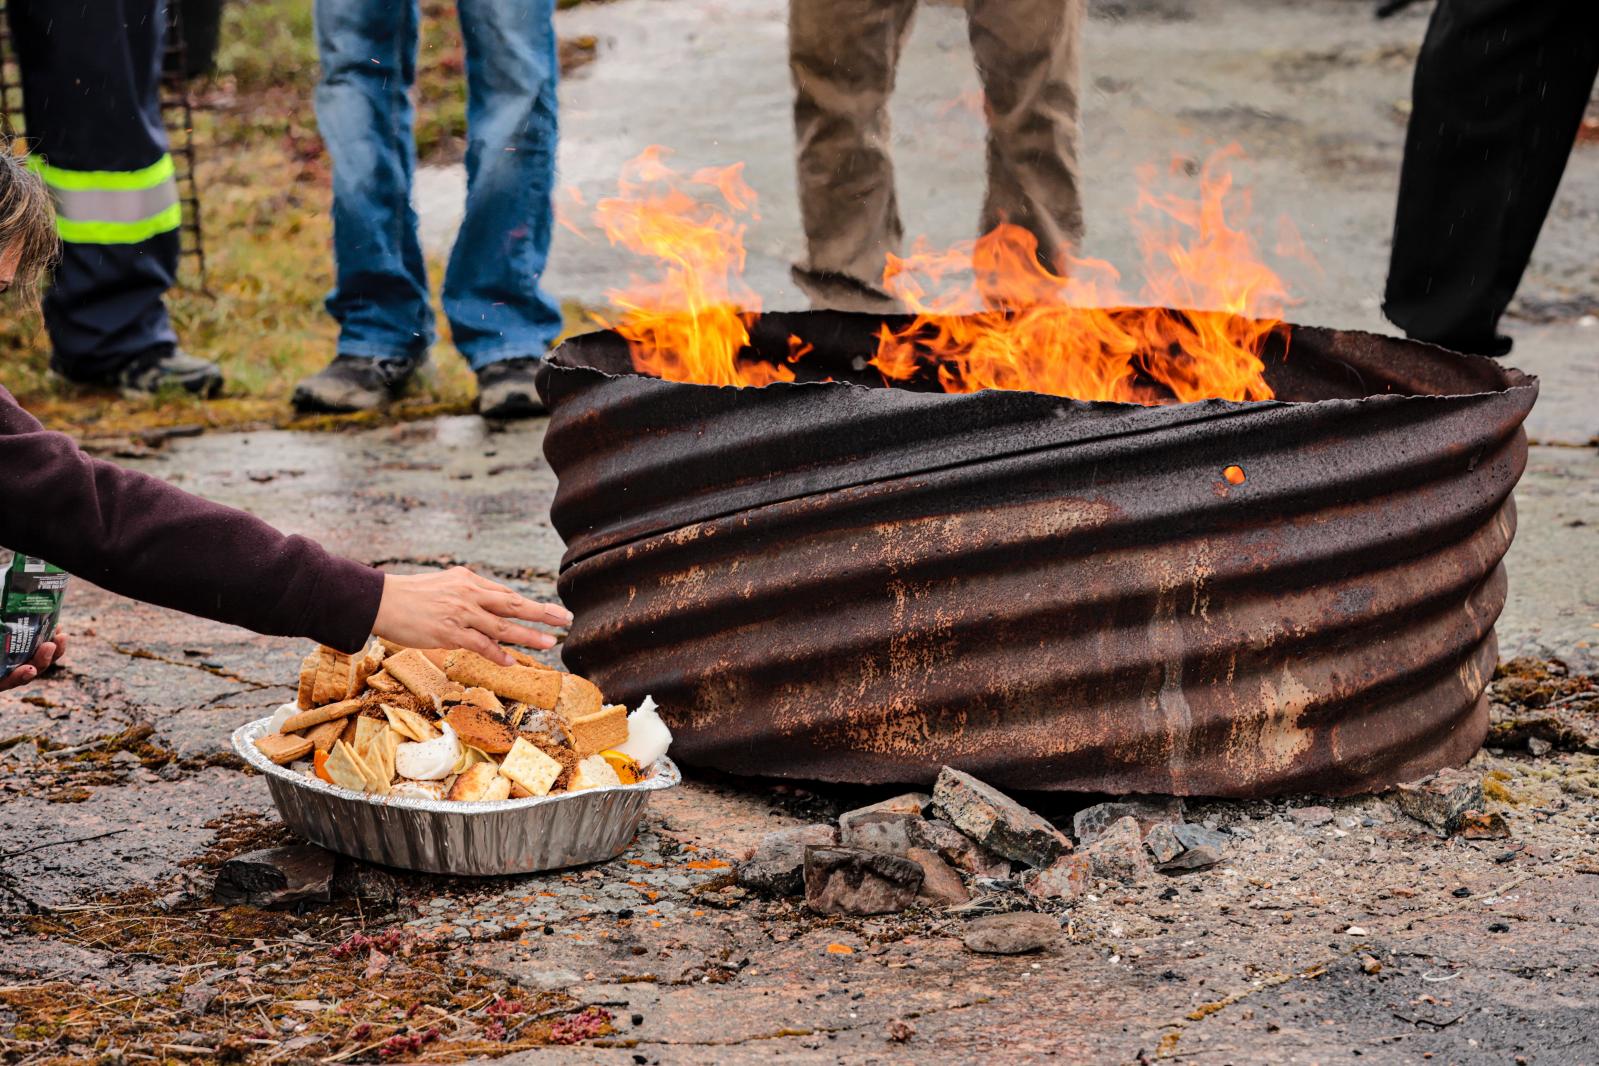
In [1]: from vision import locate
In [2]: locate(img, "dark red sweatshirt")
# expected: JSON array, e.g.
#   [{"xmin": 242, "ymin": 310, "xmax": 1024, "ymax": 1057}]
[{"xmin": 0, "ymin": 386, "xmax": 384, "ymax": 653}]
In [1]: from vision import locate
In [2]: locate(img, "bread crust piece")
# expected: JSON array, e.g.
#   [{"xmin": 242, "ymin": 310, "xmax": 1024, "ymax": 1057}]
[
  {"xmin": 312, "ymin": 648, "xmax": 361, "ymax": 706},
  {"xmin": 304, "ymin": 718, "xmax": 347, "ymax": 754},
  {"xmin": 442, "ymin": 650, "xmax": 562, "ymax": 708},
  {"xmin": 554, "ymin": 673, "xmax": 603, "ymax": 722},
  {"xmin": 364, "ymin": 670, "xmax": 402, "ymax": 695},
  {"xmin": 255, "ymin": 732, "xmax": 313, "ymax": 765},
  {"xmin": 445, "ymin": 703, "xmax": 517, "ymax": 754},
  {"xmin": 454, "ymin": 687, "xmax": 506, "ymax": 714},
  {"xmin": 385, "ymin": 648, "xmax": 454, "ymax": 703},
  {"xmin": 352, "ymin": 642, "xmax": 385, "ymax": 691},
  {"xmin": 280, "ymin": 697, "xmax": 363, "ymax": 734},
  {"xmin": 296, "ymin": 648, "xmax": 321, "ymax": 709},
  {"xmin": 568, "ymin": 704, "xmax": 628, "ymax": 757}
]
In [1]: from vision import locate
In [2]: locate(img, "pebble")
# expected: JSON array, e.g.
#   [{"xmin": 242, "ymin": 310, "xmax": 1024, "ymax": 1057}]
[
  {"xmin": 961, "ymin": 912, "xmax": 1060, "ymax": 955},
  {"xmin": 1288, "ymin": 805, "xmax": 1334, "ymax": 827}
]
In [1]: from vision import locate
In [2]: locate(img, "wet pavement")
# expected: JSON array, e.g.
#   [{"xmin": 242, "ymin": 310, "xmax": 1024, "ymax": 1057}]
[
  {"xmin": 0, "ymin": 413, "xmax": 1595, "ymax": 1064},
  {"xmin": 4, "ymin": 0, "xmax": 1599, "ymax": 1061}
]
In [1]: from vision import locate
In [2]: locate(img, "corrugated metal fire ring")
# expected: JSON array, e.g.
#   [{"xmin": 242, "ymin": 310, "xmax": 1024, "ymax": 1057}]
[{"xmin": 535, "ymin": 310, "xmax": 1537, "ymax": 798}]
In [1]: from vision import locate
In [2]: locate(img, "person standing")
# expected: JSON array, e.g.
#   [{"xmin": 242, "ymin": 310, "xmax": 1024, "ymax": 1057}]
[
  {"xmin": 294, "ymin": 0, "xmax": 563, "ymax": 418},
  {"xmin": 788, "ymin": 0, "xmax": 1085, "ymax": 310},
  {"xmin": 1384, "ymin": 0, "xmax": 1599, "ymax": 357},
  {"xmin": 6, "ymin": 0, "xmax": 223, "ymax": 395}
]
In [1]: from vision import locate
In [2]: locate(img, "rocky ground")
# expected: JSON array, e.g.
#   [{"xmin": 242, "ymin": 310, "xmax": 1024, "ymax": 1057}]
[{"xmin": 0, "ymin": 417, "xmax": 1595, "ymax": 1065}]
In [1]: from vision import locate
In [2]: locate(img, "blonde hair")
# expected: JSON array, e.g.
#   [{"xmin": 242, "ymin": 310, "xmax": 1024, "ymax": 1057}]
[{"xmin": 0, "ymin": 142, "xmax": 60, "ymax": 310}]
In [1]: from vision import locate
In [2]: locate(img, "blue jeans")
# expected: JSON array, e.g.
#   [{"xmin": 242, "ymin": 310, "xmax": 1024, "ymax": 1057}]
[{"xmin": 314, "ymin": 0, "xmax": 563, "ymax": 370}]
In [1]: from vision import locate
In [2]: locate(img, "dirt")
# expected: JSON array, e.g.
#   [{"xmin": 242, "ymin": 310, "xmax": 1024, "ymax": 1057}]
[{"xmin": 3, "ymin": 575, "xmax": 1596, "ymax": 1065}]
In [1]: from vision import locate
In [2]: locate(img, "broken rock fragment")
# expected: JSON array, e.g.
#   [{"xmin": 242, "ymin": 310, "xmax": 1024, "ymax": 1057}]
[
  {"xmin": 931, "ymin": 767, "xmax": 1070, "ymax": 869},
  {"xmin": 908, "ymin": 817, "xmax": 1010, "ymax": 878},
  {"xmin": 1072, "ymin": 796, "xmax": 1184, "ymax": 844},
  {"xmin": 803, "ymin": 846, "xmax": 923, "ymax": 916},
  {"xmin": 1145, "ymin": 823, "xmax": 1229, "ymax": 872},
  {"xmin": 1388, "ymin": 768, "xmax": 1486, "ymax": 837},
  {"xmin": 213, "ymin": 845, "xmax": 334, "ymax": 908},
  {"xmin": 961, "ymin": 912, "xmax": 1059, "ymax": 955},
  {"xmin": 840, "ymin": 813, "xmax": 921, "ymax": 856},
  {"xmin": 1457, "ymin": 810, "xmax": 1511, "ymax": 839},
  {"xmin": 1080, "ymin": 815, "xmax": 1154, "ymax": 884},
  {"xmin": 906, "ymin": 847, "xmax": 970, "ymax": 906},
  {"xmin": 736, "ymin": 823, "xmax": 839, "ymax": 896},
  {"xmin": 1025, "ymin": 854, "xmax": 1088, "ymax": 901},
  {"xmin": 838, "ymin": 793, "xmax": 930, "ymax": 856}
]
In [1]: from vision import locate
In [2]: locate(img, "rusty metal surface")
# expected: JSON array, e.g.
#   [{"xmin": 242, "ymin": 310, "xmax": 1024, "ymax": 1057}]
[{"xmin": 536, "ymin": 311, "xmax": 1538, "ymax": 797}]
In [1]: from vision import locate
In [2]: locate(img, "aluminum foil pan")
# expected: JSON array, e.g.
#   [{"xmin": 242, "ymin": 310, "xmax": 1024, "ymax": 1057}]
[{"xmin": 232, "ymin": 718, "xmax": 681, "ymax": 875}]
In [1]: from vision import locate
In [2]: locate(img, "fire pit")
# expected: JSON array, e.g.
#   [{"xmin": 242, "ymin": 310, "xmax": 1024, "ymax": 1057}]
[{"xmin": 537, "ymin": 309, "xmax": 1535, "ymax": 798}]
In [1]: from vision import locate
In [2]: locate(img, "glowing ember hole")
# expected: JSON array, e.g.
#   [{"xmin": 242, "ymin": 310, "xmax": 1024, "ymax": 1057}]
[{"xmin": 1223, "ymin": 465, "xmax": 1246, "ymax": 485}]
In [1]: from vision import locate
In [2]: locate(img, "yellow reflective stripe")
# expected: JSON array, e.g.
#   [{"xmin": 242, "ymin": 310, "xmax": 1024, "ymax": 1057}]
[
  {"xmin": 27, "ymin": 154, "xmax": 176, "ymax": 192},
  {"xmin": 54, "ymin": 202, "xmax": 183, "ymax": 245}
]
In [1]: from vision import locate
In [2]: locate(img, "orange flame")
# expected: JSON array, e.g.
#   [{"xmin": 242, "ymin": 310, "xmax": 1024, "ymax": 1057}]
[
  {"xmin": 592, "ymin": 147, "xmax": 792, "ymax": 388},
  {"xmin": 592, "ymin": 145, "xmax": 1295, "ymax": 403}
]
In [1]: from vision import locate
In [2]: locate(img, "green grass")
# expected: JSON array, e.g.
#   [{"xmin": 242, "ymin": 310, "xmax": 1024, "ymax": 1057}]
[{"xmin": 0, "ymin": 0, "xmax": 595, "ymax": 437}]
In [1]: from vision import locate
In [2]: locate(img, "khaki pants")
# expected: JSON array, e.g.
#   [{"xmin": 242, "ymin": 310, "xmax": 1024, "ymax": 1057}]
[{"xmin": 790, "ymin": 0, "xmax": 1084, "ymax": 309}]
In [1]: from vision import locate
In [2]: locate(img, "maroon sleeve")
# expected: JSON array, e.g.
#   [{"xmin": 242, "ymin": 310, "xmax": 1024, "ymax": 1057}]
[{"xmin": 0, "ymin": 388, "xmax": 384, "ymax": 653}]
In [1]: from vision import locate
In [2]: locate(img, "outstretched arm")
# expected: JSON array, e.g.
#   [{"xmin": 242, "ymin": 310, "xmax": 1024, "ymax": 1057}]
[{"xmin": 0, "ymin": 387, "xmax": 571, "ymax": 663}]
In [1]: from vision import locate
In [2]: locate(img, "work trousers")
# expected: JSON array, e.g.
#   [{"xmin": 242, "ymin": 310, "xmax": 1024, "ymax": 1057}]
[
  {"xmin": 1384, "ymin": 0, "xmax": 1599, "ymax": 354},
  {"xmin": 8, "ymin": 0, "xmax": 180, "ymax": 379},
  {"xmin": 789, "ymin": 0, "xmax": 1084, "ymax": 308},
  {"xmin": 314, "ymin": 0, "xmax": 563, "ymax": 369}
]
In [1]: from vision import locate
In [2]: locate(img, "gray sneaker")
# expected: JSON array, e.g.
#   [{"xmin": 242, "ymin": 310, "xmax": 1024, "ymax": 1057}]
[
  {"xmin": 476, "ymin": 357, "xmax": 547, "ymax": 419},
  {"xmin": 115, "ymin": 347, "xmax": 224, "ymax": 397},
  {"xmin": 292, "ymin": 355, "xmax": 421, "ymax": 413}
]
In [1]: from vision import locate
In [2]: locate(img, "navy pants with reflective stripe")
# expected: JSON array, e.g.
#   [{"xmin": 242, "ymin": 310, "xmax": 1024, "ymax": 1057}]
[{"xmin": 8, "ymin": 0, "xmax": 179, "ymax": 380}]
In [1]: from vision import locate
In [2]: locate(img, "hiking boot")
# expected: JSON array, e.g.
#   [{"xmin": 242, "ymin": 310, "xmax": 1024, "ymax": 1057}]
[
  {"xmin": 292, "ymin": 355, "xmax": 422, "ymax": 413},
  {"xmin": 115, "ymin": 347, "xmax": 224, "ymax": 397},
  {"xmin": 476, "ymin": 357, "xmax": 547, "ymax": 419}
]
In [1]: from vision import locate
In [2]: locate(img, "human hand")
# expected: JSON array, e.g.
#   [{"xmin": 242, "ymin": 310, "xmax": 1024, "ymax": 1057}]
[
  {"xmin": 0, "ymin": 635, "xmax": 66, "ymax": 692},
  {"xmin": 372, "ymin": 568, "xmax": 572, "ymax": 666}
]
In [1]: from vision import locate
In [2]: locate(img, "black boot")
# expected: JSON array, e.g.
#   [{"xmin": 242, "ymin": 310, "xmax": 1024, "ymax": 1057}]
[
  {"xmin": 292, "ymin": 355, "xmax": 422, "ymax": 413},
  {"xmin": 476, "ymin": 357, "xmax": 547, "ymax": 419},
  {"xmin": 114, "ymin": 347, "xmax": 224, "ymax": 397}
]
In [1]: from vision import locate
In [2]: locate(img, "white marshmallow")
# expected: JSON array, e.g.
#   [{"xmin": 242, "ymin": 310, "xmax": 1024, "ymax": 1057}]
[
  {"xmin": 394, "ymin": 721, "xmax": 462, "ymax": 781},
  {"xmin": 615, "ymin": 696, "xmax": 672, "ymax": 769},
  {"xmin": 267, "ymin": 702, "xmax": 299, "ymax": 733}
]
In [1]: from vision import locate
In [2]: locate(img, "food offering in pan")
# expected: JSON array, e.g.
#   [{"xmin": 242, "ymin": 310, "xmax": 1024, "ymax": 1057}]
[{"xmin": 251, "ymin": 640, "xmax": 673, "ymax": 803}]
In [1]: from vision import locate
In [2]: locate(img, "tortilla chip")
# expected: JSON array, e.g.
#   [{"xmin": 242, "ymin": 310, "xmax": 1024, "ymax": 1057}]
[
  {"xmin": 373, "ymin": 727, "xmax": 399, "ymax": 786},
  {"xmin": 382, "ymin": 703, "xmax": 440, "ymax": 743},
  {"xmin": 325, "ymin": 740, "xmax": 373, "ymax": 792},
  {"xmin": 453, "ymin": 744, "xmax": 494, "ymax": 776},
  {"xmin": 353, "ymin": 715, "xmax": 385, "ymax": 758}
]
